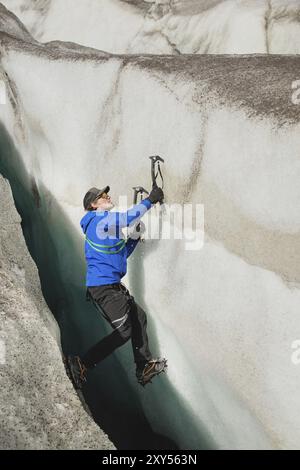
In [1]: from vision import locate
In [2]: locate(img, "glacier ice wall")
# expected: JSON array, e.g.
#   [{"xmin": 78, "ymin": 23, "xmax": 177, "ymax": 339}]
[
  {"xmin": 1, "ymin": 2, "xmax": 300, "ymax": 449},
  {"xmin": 2, "ymin": 0, "xmax": 300, "ymax": 54},
  {"xmin": 0, "ymin": 174, "xmax": 115, "ymax": 449}
]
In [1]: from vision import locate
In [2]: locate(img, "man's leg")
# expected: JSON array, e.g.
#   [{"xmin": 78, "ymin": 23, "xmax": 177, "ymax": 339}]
[
  {"xmin": 126, "ymin": 293, "xmax": 168, "ymax": 386},
  {"xmin": 67, "ymin": 284, "xmax": 167, "ymax": 389},
  {"xmin": 81, "ymin": 286, "xmax": 133, "ymax": 369},
  {"xmin": 128, "ymin": 300, "xmax": 153, "ymax": 370}
]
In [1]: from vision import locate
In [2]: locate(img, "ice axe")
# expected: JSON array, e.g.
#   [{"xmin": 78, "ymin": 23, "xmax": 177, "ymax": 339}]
[
  {"xmin": 149, "ymin": 155, "xmax": 164, "ymax": 190},
  {"xmin": 132, "ymin": 186, "xmax": 149, "ymax": 241},
  {"xmin": 149, "ymin": 155, "xmax": 165, "ymax": 213},
  {"xmin": 133, "ymin": 185, "xmax": 149, "ymax": 205}
]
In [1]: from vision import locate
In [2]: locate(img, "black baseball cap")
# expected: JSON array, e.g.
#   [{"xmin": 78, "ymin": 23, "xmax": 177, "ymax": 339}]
[{"xmin": 83, "ymin": 186, "xmax": 110, "ymax": 210}]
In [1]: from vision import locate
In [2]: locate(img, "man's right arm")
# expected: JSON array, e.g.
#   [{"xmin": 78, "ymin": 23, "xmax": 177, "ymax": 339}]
[
  {"xmin": 116, "ymin": 198, "xmax": 152, "ymax": 229},
  {"xmin": 95, "ymin": 187, "xmax": 164, "ymax": 235},
  {"xmin": 95, "ymin": 199, "xmax": 152, "ymax": 239}
]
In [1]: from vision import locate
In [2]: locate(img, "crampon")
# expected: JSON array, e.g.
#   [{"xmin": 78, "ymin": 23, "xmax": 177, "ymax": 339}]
[{"xmin": 137, "ymin": 358, "xmax": 168, "ymax": 387}]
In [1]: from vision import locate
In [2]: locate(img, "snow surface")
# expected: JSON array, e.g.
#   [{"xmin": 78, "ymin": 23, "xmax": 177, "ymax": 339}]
[{"xmin": 1, "ymin": 1, "xmax": 300, "ymax": 450}]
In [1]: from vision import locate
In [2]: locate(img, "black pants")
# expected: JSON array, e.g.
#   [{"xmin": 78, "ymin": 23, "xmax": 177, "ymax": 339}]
[{"xmin": 82, "ymin": 283, "xmax": 153, "ymax": 370}]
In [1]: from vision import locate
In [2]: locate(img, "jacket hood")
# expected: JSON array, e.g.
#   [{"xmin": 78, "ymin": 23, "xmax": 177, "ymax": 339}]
[{"xmin": 80, "ymin": 211, "xmax": 97, "ymax": 234}]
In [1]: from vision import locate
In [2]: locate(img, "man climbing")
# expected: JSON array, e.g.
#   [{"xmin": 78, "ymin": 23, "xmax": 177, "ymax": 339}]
[{"xmin": 66, "ymin": 185, "xmax": 167, "ymax": 389}]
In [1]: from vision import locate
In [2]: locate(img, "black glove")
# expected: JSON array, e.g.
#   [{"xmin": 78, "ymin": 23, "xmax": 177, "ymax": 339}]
[{"xmin": 148, "ymin": 187, "xmax": 164, "ymax": 204}]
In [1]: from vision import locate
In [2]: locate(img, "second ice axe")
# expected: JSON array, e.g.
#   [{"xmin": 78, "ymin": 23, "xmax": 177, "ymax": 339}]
[{"xmin": 132, "ymin": 186, "xmax": 149, "ymax": 238}]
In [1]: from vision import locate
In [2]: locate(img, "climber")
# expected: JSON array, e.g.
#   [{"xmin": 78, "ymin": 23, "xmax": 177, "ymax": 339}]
[{"xmin": 66, "ymin": 185, "xmax": 167, "ymax": 389}]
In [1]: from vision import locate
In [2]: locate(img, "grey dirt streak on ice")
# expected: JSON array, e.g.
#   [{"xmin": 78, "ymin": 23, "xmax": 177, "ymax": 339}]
[{"xmin": 125, "ymin": 54, "xmax": 300, "ymax": 125}]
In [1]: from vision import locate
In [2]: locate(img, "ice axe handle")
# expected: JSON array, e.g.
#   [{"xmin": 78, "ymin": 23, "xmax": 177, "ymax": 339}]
[
  {"xmin": 132, "ymin": 186, "xmax": 149, "ymax": 238},
  {"xmin": 149, "ymin": 155, "xmax": 165, "ymax": 209}
]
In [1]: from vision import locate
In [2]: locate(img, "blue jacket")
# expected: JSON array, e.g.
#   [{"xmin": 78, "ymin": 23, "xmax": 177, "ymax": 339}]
[{"xmin": 80, "ymin": 198, "xmax": 152, "ymax": 286}]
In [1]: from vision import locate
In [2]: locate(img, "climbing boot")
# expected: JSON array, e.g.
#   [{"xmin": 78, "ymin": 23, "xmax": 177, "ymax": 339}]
[
  {"xmin": 66, "ymin": 355, "xmax": 88, "ymax": 390},
  {"xmin": 136, "ymin": 358, "xmax": 168, "ymax": 387}
]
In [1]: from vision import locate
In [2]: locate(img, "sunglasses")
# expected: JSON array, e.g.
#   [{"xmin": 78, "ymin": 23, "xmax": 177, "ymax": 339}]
[{"xmin": 96, "ymin": 193, "xmax": 111, "ymax": 200}]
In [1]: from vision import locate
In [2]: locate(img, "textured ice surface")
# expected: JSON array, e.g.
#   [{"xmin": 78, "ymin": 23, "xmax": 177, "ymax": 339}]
[{"xmin": 2, "ymin": 0, "xmax": 300, "ymax": 54}]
